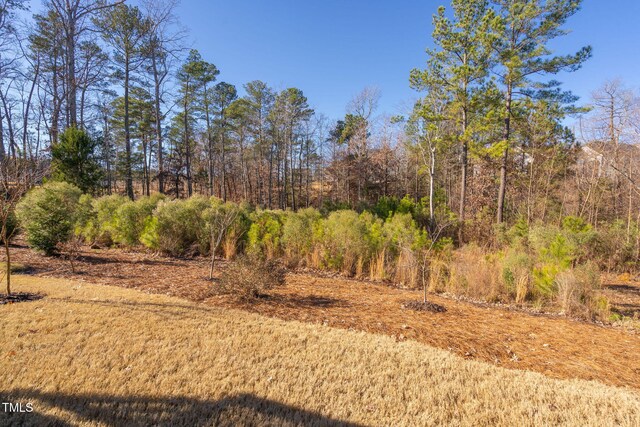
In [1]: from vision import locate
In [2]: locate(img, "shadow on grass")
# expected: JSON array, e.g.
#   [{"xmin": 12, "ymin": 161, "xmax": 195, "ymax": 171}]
[
  {"xmin": 0, "ymin": 292, "xmax": 44, "ymax": 305},
  {"xmin": 1, "ymin": 389, "xmax": 363, "ymax": 426},
  {"xmin": 48, "ymin": 297, "xmax": 223, "ymax": 320},
  {"xmin": 49, "ymin": 292, "xmax": 351, "ymax": 318},
  {"xmin": 271, "ymin": 294, "xmax": 351, "ymax": 309},
  {"xmin": 76, "ymin": 253, "xmax": 187, "ymax": 268}
]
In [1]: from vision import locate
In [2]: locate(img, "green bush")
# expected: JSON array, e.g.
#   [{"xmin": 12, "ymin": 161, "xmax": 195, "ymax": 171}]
[
  {"xmin": 560, "ymin": 216, "xmax": 597, "ymax": 265},
  {"xmin": 319, "ymin": 200, "xmax": 351, "ymax": 216},
  {"xmin": 505, "ymin": 217, "xmax": 529, "ymax": 246},
  {"xmin": 140, "ymin": 196, "xmax": 209, "ymax": 256},
  {"xmin": 112, "ymin": 194, "xmax": 165, "ymax": 246},
  {"xmin": 51, "ymin": 127, "xmax": 103, "ymax": 193},
  {"xmin": 281, "ymin": 208, "xmax": 322, "ymax": 264},
  {"xmin": 247, "ymin": 210, "xmax": 286, "ymax": 259},
  {"xmin": 382, "ymin": 212, "xmax": 429, "ymax": 256},
  {"xmin": 591, "ymin": 221, "xmax": 637, "ymax": 272},
  {"xmin": 16, "ymin": 182, "xmax": 83, "ymax": 255},
  {"xmin": 319, "ymin": 210, "xmax": 378, "ymax": 274},
  {"xmin": 500, "ymin": 246, "xmax": 533, "ymax": 302},
  {"xmin": 372, "ymin": 196, "xmax": 399, "ymax": 219},
  {"xmin": 79, "ymin": 194, "xmax": 128, "ymax": 244},
  {"xmin": 74, "ymin": 194, "xmax": 98, "ymax": 244},
  {"xmin": 0, "ymin": 207, "xmax": 18, "ymax": 244}
]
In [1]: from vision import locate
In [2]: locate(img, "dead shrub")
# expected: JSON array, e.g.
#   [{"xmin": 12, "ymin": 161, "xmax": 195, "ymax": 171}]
[
  {"xmin": 555, "ymin": 262, "xmax": 606, "ymax": 320},
  {"xmin": 355, "ymin": 255, "xmax": 365, "ymax": 278},
  {"xmin": 515, "ymin": 274, "xmax": 530, "ymax": 304},
  {"xmin": 222, "ymin": 233, "xmax": 238, "ymax": 260},
  {"xmin": 448, "ymin": 246, "xmax": 502, "ymax": 301},
  {"xmin": 369, "ymin": 249, "xmax": 386, "ymax": 281},
  {"xmin": 555, "ymin": 270, "xmax": 582, "ymax": 316},
  {"xmin": 309, "ymin": 246, "xmax": 323, "ymax": 270},
  {"xmin": 427, "ymin": 259, "xmax": 449, "ymax": 292},
  {"xmin": 394, "ymin": 248, "xmax": 419, "ymax": 288},
  {"xmin": 56, "ymin": 235, "xmax": 84, "ymax": 274},
  {"xmin": 218, "ymin": 256, "xmax": 286, "ymax": 300}
]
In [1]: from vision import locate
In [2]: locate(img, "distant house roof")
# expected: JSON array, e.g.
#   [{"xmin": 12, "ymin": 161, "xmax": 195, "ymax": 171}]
[{"xmin": 577, "ymin": 141, "xmax": 640, "ymax": 177}]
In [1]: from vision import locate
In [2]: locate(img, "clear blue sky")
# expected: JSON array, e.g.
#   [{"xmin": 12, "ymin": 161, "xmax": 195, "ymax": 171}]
[
  {"xmin": 28, "ymin": 0, "xmax": 640, "ymax": 120},
  {"xmin": 174, "ymin": 0, "xmax": 640, "ymax": 121}
]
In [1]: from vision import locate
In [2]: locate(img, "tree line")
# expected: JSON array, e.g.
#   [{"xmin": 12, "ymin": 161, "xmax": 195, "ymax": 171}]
[{"xmin": 1, "ymin": 0, "xmax": 639, "ymax": 246}]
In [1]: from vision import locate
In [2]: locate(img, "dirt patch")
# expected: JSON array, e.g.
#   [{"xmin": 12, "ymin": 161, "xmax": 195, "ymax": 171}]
[{"xmin": 5, "ymin": 239, "xmax": 640, "ymax": 390}]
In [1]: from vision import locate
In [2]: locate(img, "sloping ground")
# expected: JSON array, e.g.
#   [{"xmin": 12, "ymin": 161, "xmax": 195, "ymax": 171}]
[
  {"xmin": 1, "ymin": 277, "xmax": 639, "ymax": 427},
  {"xmin": 10, "ymin": 242, "xmax": 640, "ymax": 390},
  {"xmin": 217, "ymin": 273, "xmax": 640, "ymax": 390}
]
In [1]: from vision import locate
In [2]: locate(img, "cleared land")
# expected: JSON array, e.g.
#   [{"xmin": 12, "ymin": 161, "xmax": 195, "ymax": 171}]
[
  {"xmin": 11, "ymin": 242, "xmax": 640, "ymax": 390},
  {"xmin": 1, "ymin": 276, "xmax": 640, "ymax": 426}
]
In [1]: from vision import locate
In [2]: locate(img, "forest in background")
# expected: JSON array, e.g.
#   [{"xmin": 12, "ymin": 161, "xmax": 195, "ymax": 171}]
[
  {"xmin": 1, "ymin": 0, "xmax": 638, "ymax": 232},
  {"xmin": 2, "ymin": 0, "xmax": 640, "ymax": 321}
]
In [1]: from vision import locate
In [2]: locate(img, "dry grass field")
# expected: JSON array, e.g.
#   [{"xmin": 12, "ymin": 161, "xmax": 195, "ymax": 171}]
[
  {"xmin": 1, "ymin": 276, "xmax": 639, "ymax": 426},
  {"xmin": 12, "ymin": 241, "xmax": 640, "ymax": 390}
]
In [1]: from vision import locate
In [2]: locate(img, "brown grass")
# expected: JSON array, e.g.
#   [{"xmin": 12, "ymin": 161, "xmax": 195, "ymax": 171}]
[
  {"xmin": 1, "ymin": 276, "xmax": 639, "ymax": 426},
  {"xmin": 394, "ymin": 248, "xmax": 419, "ymax": 287},
  {"xmin": 369, "ymin": 249, "xmax": 386, "ymax": 281},
  {"xmin": 7, "ymin": 241, "xmax": 640, "ymax": 390},
  {"xmin": 449, "ymin": 246, "xmax": 502, "ymax": 301}
]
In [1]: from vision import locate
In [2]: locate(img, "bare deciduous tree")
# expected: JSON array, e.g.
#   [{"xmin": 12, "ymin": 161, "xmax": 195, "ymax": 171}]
[{"xmin": 0, "ymin": 158, "xmax": 44, "ymax": 295}]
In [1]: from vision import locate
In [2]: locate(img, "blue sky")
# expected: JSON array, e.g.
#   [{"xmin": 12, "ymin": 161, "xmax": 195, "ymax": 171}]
[
  {"xmin": 174, "ymin": 0, "xmax": 640, "ymax": 121},
  {"xmin": 28, "ymin": 0, "xmax": 640, "ymax": 121}
]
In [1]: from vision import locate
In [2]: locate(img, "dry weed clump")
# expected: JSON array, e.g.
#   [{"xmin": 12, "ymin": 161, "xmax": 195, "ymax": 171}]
[
  {"xmin": 369, "ymin": 249, "xmax": 387, "ymax": 281},
  {"xmin": 447, "ymin": 246, "xmax": 503, "ymax": 301},
  {"xmin": 555, "ymin": 263, "xmax": 608, "ymax": 320},
  {"xmin": 427, "ymin": 258, "xmax": 449, "ymax": 292},
  {"xmin": 1, "ymin": 277, "xmax": 639, "ymax": 426},
  {"xmin": 394, "ymin": 248, "xmax": 419, "ymax": 288},
  {"xmin": 218, "ymin": 256, "xmax": 286, "ymax": 299},
  {"xmin": 428, "ymin": 243, "xmax": 611, "ymax": 321},
  {"xmin": 515, "ymin": 274, "xmax": 530, "ymax": 304}
]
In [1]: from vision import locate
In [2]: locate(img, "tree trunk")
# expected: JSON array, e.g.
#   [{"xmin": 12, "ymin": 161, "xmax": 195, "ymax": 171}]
[
  {"xmin": 268, "ymin": 141, "xmax": 274, "ymax": 209},
  {"xmin": 221, "ymin": 114, "xmax": 227, "ymax": 202},
  {"xmin": 458, "ymin": 106, "xmax": 468, "ymax": 241},
  {"xmin": 209, "ymin": 236, "xmax": 217, "ymax": 280},
  {"xmin": 4, "ymin": 236, "xmax": 11, "ymax": 295},
  {"xmin": 497, "ymin": 85, "xmax": 512, "ymax": 224},
  {"xmin": 67, "ymin": 20, "xmax": 77, "ymax": 128},
  {"xmin": 184, "ymin": 86, "xmax": 192, "ymax": 197},
  {"xmin": 0, "ymin": 92, "xmax": 17, "ymax": 158},
  {"xmin": 152, "ymin": 56, "xmax": 165, "ymax": 194},
  {"xmin": 124, "ymin": 57, "xmax": 134, "ymax": 200},
  {"xmin": 204, "ymin": 89, "xmax": 214, "ymax": 196},
  {"xmin": 0, "ymin": 113, "xmax": 5, "ymax": 161},
  {"xmin": 429, "ymin": 147, "xmax": 436, "ymax": 230},
  {"xmin": 103, "ymin": 112, "xmax": 112, "ymax": 194},
  {"xmin": 22, "ymin": 61, "xmax": 39, "ymax": 160}
]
